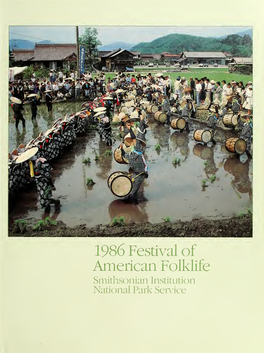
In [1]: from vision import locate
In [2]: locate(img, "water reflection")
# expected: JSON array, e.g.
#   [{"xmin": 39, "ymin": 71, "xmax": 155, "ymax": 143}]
[
  {"xmin": 108, "ymin": 197, "xmax": 149, "ymax": 223},
  {"xmin": 170, "ymin": 131, "xmax": 190, "ymax": 161},
  {"xmin": 224, "ymin": 156, "xmax": 252, "ymax": 199}
]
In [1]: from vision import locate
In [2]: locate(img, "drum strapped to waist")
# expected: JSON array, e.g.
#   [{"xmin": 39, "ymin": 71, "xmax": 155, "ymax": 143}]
[
  {"xmin": 107, "ymin": 171, "xmax": 133, "ymax": 198},
  {"xmin": 147, "ymin": 104, "xmax": 159, "ymax": 113},
  {"xmin": 225, "ymin": 137, "xmax": 246, "ymax": 154},
  {"xmin": 171, "ymin": 118, "xmax": 186, "ymax": 130},
  {"xmin": 107, "ymin": 171, "xmax": 147, "ymax": 198},
  {"xmin": 193, "ymin": 129, "xmax": 212, "ymax": 143},
  {"xmin": 223, "ymin": 114, "xmax": 238, "ymax": 127},
  {"xmin": 154, "ymin": 111, "xmax": 167, "ymax": 123},
  {"xmin": 114, "ymin": 147, "xmax": 129, "ymax": 164}
]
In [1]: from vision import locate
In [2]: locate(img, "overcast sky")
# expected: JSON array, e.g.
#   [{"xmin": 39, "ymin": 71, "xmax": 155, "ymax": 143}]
[{"xmin": 9, "ymin": 26, "xmax": 252, "ymax": 45}]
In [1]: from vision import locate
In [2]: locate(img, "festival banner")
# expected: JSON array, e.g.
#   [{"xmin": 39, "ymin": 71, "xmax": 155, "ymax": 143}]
[{"xmin": 79, "ymin": 46, "xmax": 85, "ymax": 74}]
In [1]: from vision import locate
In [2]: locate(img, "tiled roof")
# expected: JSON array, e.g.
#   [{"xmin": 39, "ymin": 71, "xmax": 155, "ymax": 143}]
[
  {"xmin": 231, "ymin": 57, "xmax": 253, "ymax": 64},
  {"xmin": 184, "ymin": 51, "xmax": 226, "ymax": 58},
  {"xmin": 30, "ymin": 44, "xmax": 77, "ymax": 61},
  {"xmin": 13, "ymin": 49, "xmax": 34, "ymax": 61}
]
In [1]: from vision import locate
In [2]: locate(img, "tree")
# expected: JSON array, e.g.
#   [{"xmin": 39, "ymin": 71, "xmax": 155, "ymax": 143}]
[{"xmin": 79, "ymin": 27, "xmax": 102, "ymax": 72}]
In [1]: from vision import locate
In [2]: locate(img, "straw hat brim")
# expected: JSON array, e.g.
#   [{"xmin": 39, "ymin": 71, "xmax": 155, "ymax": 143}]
[
  {"xmin": 94, "ymin": 111, "xmax": 106, "ymax": 117},
  {"xmin": 10, "ymin": 97, "xmax": 22, "ymax": 104},
  {"xmin": 27, "ymin": 94, "xmax": 37, "ymax": 98},
  {"xmin": 15, "ymin": 147, "xmax": 38, "ymax": 164},
  {"xmin": 93, "ymin": 107, "xmax": 107, "ymax": 112}
]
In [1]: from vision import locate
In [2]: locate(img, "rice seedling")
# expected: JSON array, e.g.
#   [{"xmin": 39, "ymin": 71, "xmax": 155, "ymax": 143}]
[
  {"xmin": 86, "ymin": 178, "xmax": 95, "ymax": 186},
  {"xmin": 210, "ymin": 175, "xmax": 216, "ymax": 183},
  {"xmin": 238, "ymin": 212, "xmax": 244, "ymax": 218},
  {"xmin": 247, "ymin": 208, "xmax": 252, "ymax": 215},
  {"xmin": 162, "ymin": 216, "xmax": 171, "ymax": 223},
  {"xmin": 33, "ymin": 220, "xmax": 45, "ymax": 231},
  {"xmin": 82, "ymin": 158, "xmax": 91, "ymax": 164},
  {"xmin": 94, "ymin": 154, "xmax": 100, "ymax": 161},
  {"xmin": 204, "ymin": 161, "xmax": 208, "ymax": 167},
  {"xmin": 44, "ymin": 217, "xmax": 57, "ymax": 226},
  {"xmin": 111, "ymin": 216, "xmax": 125, "ymax": 226},
  {"xmin": 202, "ymin": 179, "xmax": 208, "ymax": 187},
  {"xmin": 155, "ymin": 144, "xmax": 161, "ymax": 152},
  {"xmin": 104, "ymin": 150, "xmax": 113, "ymax": 156},
  {"xmin": 172, "ymin": 158, "xmax": 181, "ymax": 166}
]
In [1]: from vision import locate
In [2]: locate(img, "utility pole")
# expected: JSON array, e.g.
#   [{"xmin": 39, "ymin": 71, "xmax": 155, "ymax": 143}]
[{"xmin": 76, "ymin": 26, "xmax": 79, "ymax": 78}]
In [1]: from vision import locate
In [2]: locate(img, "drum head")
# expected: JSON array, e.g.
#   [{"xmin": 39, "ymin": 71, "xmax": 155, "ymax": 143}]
[
  {"xmin": 235, "ymin": 139, "xmax": 247, "ymax": 154},
  {"xmin": 231, "ymin": 115, "xmax": 238, "ymax": 125},
  {"xmin": 110, "ymin": 175, "xmax": 132, "ymax": 197},
  {"xmin": 159, "ymin": 113, "xmax": 167, "ymax": 123},
  {"xmin": 178, "ymin": 118, "xmax": 186, "ymax": 130},
  {"xmin": 152, "ymin": 105, "xmax": 159, "ymax": 113},
  {"xmin": 202, "ymin": 130, "xmax": 212, "ymax": 143},
  {"xmin": 107, "ymin": 171, "xmax": 125, "ymax": 187}
]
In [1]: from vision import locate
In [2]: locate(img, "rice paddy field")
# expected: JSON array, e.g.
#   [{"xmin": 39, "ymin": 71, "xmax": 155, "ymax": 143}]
[{"xmin": 103, "ymin": 67, "xmax": 253, "ymax": 87}]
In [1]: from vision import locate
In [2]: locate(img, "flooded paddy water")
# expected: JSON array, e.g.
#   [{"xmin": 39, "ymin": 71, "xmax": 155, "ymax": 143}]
[{"xmin": 9, "ymin": 102, "xmax": 252, "ymax": 229}]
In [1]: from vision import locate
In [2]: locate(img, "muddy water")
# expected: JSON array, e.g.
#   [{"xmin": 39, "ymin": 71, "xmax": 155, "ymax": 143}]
[{"xmin": 9, "ymin": 102, "xmax": 253, "ymax": 228}]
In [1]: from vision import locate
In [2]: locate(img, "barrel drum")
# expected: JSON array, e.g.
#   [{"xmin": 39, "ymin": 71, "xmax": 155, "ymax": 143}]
[
  {"xmin": 154, "ymin": 111, "xmax": 167, "ymax": 123},
  {"xmin": 225, "ymin": 138, "xmax": 246, "ymax": 154},
  {"xmin": 223, "ymin": 114, "xmax": 238, "ymax": 127},
  {"xmin": 114, "ymin": 148, "xmax": 129, "ymax": 164},
  {"xmin": 171, "ymin": 118, "xmax": 186, "ymax": 130},
  {"xmin": 193, "ymin": 129, "xmax": 212, "ymax": 143},
  {"xmin": 147, "ymin": 104, "xmax": 159, "ymax": 114},
  {"xmin": 107, "ymin": 171, "xmax": 133, "ymax": 198}
]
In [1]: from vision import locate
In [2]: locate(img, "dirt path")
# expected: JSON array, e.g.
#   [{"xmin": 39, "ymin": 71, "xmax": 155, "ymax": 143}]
[{"xmin": 9, "ymin": 214, "xmax": 252, "ymax": 237}]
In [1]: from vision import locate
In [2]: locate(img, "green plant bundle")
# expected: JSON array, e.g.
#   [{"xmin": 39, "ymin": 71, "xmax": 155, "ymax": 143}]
[
  {"xmin": 94, "ymin": 154, "xmax": 100, "ymax": 161},
  {"xmin": 210, "ymin": 175, "xmax": 216, "ymax": 183},
  {"xmin": 155, "ymin": 144, "xmax": 161, "ymax": 151},
  {"xmin": 202, "ymin": 179, "xmax": 208, "ymax": 187},
  {"xmin": 44, "ymin": 217, "xmax": 57, "ymax": 226},
  {"xmin": 86, "ymin": 178, "xmax": 95, "ymax": 186},
  {"xmin": 83, "ymin": 158, "xmax": 91, "ymax": 164},
  {"xmin": 172, "ymin": 158, "xmax": 181, "ymax": 166},
  {"xmin": 104, "ymin": 150, "xmax": 113, "ymax": 156},
  {"xmin": 204, "ymin": 161, "xmax": 208, "ymax": 167},
  {"xmin": 33, "ymin": 220, "xmax": 45, "ymax": 231},
  {"xmin": 111, "ymin": 216, "xmax": 125, "ymax": 226},
  {"xmin": 162, "ymin": 216, "xmax": 171, "ymax": 223}
]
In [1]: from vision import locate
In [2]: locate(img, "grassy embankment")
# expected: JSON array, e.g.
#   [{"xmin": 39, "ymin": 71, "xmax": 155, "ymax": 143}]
[{"xmin": 102, "ymin": 68, "xmax": 253, "ymax": 86}]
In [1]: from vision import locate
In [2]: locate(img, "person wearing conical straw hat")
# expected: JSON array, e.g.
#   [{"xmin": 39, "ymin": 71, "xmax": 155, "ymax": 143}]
[
  {"xmin": 45, "ymin": 90, "xmax": 53, "ymax": 112},
  {"xmin": 15, "ymin": 147, "xmax": 59, "ymax": 213},
  {"xmin": 11, "ymin": 97, "xmax": 25, "ymax": 129},
  {"xmin": 94, "ymin": 108, "xmax": 112, "ymax": 146},
  {"xmin": 119, "ymin": 127, "xmax": 148, "ymax": 199},
  {"xmin": 28, "ymin": 94, "xmax": 40, "ymax": 122}
]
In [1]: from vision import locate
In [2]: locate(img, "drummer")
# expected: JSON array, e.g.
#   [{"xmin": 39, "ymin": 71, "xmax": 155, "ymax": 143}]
[
  {"xmin": 94, "ymin": 108, "xmax": 112, "ymax": 146},
  {"xmin": 239, "ymin": 118, "xmax": 253, "ymax": 158},
  {"xmin": 28, "ymin": 94, "xmax": 40, "ymax": 122},
  {"xmin": 161, "ymin": 95, "xmax": 171, "ymax": 125},
  {"xmin": 120, "ymin": 128, "xmax": 148, "ymax": 199},
  {"xmin": 11, "ymin": 97, "xmax": 25, "ymax": 129}
]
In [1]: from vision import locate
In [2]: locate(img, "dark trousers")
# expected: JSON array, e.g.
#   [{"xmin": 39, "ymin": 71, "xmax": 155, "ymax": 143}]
[
  {"xmin": 31, "ymin": 109, "xmax": 37, "ymax": 121},
  {"xmin": 15, "ymin": 115, "xmax": 25, "ymax": 128},
  {"xmin": 191, "ymin": 89, "xmax": 195, "ymax": 100},
  {"xmin": 47, "ymin": 103, "xmax": 52, "ymax": 112}
]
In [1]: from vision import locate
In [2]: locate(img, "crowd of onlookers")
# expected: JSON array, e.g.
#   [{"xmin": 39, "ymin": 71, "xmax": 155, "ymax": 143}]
[{"xmin": 9, "ymin": 69, "xmax": 253, "ymax": 122}]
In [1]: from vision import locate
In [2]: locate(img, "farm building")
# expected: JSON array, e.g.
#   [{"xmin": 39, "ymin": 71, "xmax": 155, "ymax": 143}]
[
  {"xmin": 12, "ymin": 44, "xmax": 77, "ymax": 70},
  {"xmin": 99, "ymin": 49, "xmax": 137, "ymax": 71},
  {"xmin": 228, "ymin": 56, "xmax": 253, "ymax": 74},
  {"xmin": 179, "ymin": 51, "xmax": 226, "ymax": 65}
]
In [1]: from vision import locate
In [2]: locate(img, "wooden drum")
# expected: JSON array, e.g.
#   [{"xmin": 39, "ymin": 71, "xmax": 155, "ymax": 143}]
[
  {"xmin": 147, "ymin": 104, "xmax": 159, "ymax": 114},
  {"xmin": 114, "ymin": 147, "xmax": 129, "ymax": 164},
  {"xmin": 193, "ymin": 129, "xmax": 212, "ymax": 143},
  {"xmin": 171, "ymin": 118, "xmax": 186, "ymax": 130},
  {"xmin": 223, "ymin": 114, "xmax": 238, "ymax": 127},
  {"xmin": 154, "ymin": 111, "xmax": 167, "ymax": 123},
  {"xmin": 225, "ymin": 137, "xmax": 246, "ymax": 154},
  {"xmin": 107, "ymin": 171, "xmax": 132, "ymax": 198}
]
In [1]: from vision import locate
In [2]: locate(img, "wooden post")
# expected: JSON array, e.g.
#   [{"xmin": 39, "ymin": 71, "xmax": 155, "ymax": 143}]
[{"xmin": 76, "ymin": 26, "xmax": 79, "ymax": 78}]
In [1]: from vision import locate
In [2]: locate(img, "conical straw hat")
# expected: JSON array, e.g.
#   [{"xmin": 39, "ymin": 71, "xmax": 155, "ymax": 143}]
[
  {"xmin": 15, "ymin": 147, "xmax": 38, "ymax": 164},
  {"xmin": 10, "ymin": 97, "xmax": 22, "ymax": 104}
]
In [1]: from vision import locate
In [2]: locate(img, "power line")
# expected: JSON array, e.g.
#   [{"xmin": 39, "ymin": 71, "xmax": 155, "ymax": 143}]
[{"xmin": 10, "ymin": 32, "xmax": 48, "ymax": 41}]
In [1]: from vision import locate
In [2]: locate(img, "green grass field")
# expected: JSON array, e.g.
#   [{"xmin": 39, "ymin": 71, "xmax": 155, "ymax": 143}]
[{"xmin": 101, "ymin": 68, "xmax": 253, "ymax": 87}]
